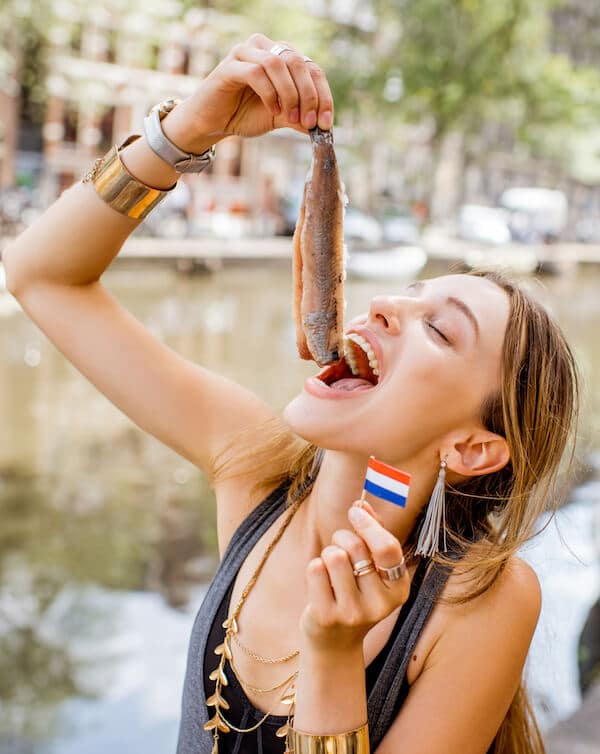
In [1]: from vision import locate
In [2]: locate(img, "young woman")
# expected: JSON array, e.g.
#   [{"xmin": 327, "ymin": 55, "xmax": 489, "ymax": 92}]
[{"xmin": 4, "ymin": 33, "xmax": 578, "ymax": 754}]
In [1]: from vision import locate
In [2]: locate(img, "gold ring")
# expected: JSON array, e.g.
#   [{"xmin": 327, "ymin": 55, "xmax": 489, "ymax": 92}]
[
  {"xmin": 354, "ymin": 565, "xmax": 376, "ymax": 577},
  {"xmin": 352, "ymin": 559, "xmax": 376, "ymax": 577}
]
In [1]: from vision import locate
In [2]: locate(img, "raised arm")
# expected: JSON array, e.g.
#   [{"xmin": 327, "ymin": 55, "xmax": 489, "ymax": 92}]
[{"xmin": 3, "ymin": 34, "xmax": 333, "ymax": 516}]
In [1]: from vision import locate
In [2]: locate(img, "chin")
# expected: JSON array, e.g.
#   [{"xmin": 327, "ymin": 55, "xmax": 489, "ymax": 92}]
[
  {"xmin": 282, "ymin": 391, "xmax": 365, "ymax": 452},
  {"xmin": 282, "ymin": 393, "xmax": 324, "ymax": 445}
]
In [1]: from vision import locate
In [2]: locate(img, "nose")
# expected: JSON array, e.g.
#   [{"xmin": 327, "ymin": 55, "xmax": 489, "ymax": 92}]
[{"xmin": 367, "ymin": 295, "xmax": 415, "ymax": 335}]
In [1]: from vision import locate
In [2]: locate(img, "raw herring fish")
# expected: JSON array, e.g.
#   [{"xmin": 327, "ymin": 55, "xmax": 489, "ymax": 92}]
[{"xmin": 293, "ymin": 127, "xmax": 345, "ymax": 367}]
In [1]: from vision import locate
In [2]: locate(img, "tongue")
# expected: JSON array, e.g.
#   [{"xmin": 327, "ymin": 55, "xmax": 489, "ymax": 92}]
[{"xmin": 331, "ymin": 377, "xmax": 373, "ymax": 392}]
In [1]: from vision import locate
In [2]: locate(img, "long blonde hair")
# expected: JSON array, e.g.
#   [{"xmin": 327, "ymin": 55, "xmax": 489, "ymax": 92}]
[{"xmin": 212, "ymin": 270, "xmax": 580, "ymax": 754}]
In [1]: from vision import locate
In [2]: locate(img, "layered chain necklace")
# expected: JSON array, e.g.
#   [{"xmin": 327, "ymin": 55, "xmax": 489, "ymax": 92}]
[{"xmin": 204, "ymin": 494, "xmax": 304, "ymax": 754}]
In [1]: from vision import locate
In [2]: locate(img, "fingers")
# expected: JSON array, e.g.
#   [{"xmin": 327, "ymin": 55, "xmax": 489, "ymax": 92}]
[
  {"xmin": 226, "ymin": 59, "xmax": 279, "ymax": 116},
  {"xmin": 234, "ymin": 46, "xmax": 302, "ymax": 125},
  {"xmin": 279, "ymin": 49, "xmax": 319, "ymax": 130},
  {"xmin": 320, "ymin": 545, "xmax": 361, "ymax": 610},
  {"xmin": 245, "ymin": 32, "xmax": 277, "ymax": 51},
  {"xmin": 331, "ymin": 527, "xmax": 381, "ymax": 592},
  {"xmin": 355, "ymin": 499, "xmax": 384, "ymax": 527},
  {"xmin": 348, "ymin": 503, "xmax": 404, "ymax": 568},
  {"xmin": 235, "ymin": 36, "xmax": 333, "ymax": 131},
  {"xmin": 331, "ymin": 527, "xmax": 372, "ymax": 565},
  {"xmin": 347, "ymin": 503, "xmax": 410, "ymax": 600},
  {"xmin": 306, "ymin": 557, "xmax": 335, "ymax": 617},
  {"xmin": 306, "ymin": 61, "xmax": 334, "ymax": 130}
]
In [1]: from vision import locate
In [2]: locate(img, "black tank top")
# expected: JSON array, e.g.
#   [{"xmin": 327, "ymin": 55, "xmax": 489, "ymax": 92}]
[
  {"xmin": 176, "ymin": 481, "xmax": 459, "ymax": 754},
  {"xmin": 202, "ymin": 554, "xmax": 429, "ymax": 753}
]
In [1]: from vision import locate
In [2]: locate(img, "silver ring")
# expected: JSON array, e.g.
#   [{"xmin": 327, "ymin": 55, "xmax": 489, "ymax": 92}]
[
  {"xmin": 302, "ymin": 55, "xmax": 314, "ymax": 63},
  {"xmin": 270, "ymin": 43, "xmax": 292, "ymax": 57},
  {"xmin": 376, "ymin": 558, "xmax": 407, "ymax": 582}
]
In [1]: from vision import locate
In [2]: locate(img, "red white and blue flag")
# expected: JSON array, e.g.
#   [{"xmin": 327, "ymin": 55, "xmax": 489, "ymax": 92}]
[{"xmin": 363, "ymin": 456, "xmax": 412, "ymax": 507}]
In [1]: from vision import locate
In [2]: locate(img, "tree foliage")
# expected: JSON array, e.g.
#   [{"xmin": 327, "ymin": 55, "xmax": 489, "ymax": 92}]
[
  {"xmin": 0, "ymin": 0, "xmax": 54, "ymax": 144},
  {"xmin": 2, "ymin": 0, "xmax": 600, "ymax": 170},
  {"xmin": 218, "ymin": 0, "xmax": 600, "ymax": 165},
  {"xmin": 377, "ymin": 0, "xmax": 600, "ymax": 147}
]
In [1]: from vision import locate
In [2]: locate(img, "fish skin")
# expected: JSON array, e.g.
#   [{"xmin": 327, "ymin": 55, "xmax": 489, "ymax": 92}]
[
  {"xmin": 293, "ymin": 127, "xmax": 345, "ymax": 367},
  {"xmin": 293, "ymin": 181, "xmax": 312, "ymax": 360}
]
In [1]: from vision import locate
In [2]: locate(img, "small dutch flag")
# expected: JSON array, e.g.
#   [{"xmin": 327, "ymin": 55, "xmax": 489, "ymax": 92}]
[{"xmin": 362, "ymin": 456, "xmax": 412, "ymax": 508}]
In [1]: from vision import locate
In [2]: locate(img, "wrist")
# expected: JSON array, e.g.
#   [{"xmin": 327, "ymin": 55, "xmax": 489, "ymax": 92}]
[
  {"xmin": 161, "ymin": 102, "xmax": 223, "ymax": 156},
  {"xmin": 290, "ymin": 722, "xmax": 370, "ymax": 754},
  {"xmin": 119, "ymin": 136, "xmax": 179, "ymax": 191},
  {"xmin": 295, "ymin": 643, "xmax": 367, "ymax": 735},
  {"xmin": 300, "ymin": 640, "xmax": 364, "ymax": 669},
  {"xmin": 300, "ymin": 617, "xmax": 368, "ymax": 656}
]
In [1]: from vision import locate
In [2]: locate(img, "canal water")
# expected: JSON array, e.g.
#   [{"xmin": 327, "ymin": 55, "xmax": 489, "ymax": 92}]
[{"xmin": 0, "ymin": 260, "xmax": 599, "ymax": 752}]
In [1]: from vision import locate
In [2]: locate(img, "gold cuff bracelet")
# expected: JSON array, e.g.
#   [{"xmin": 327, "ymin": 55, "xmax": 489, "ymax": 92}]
[
  {"xmin": 289, "ymin": 722, "xmax": 370, "ymax": 754},
  {"xmin": 82, "ymin": 134, "xmax": 176, "ymax": 219}
]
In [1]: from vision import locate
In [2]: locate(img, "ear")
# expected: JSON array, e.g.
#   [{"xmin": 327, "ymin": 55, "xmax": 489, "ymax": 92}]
[{"xmin": 443, "ymin": 429, "xmax": 510, "ymax": 478}]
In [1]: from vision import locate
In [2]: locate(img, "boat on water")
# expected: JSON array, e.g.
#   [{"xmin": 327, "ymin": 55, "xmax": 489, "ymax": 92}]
[{"xmin": 346, "ymin": 245, "xmax": 427, "ymax": 281}]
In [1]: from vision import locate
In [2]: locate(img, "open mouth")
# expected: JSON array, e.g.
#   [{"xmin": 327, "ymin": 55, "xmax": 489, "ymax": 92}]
[{"xmin": 316, "ymin": 332, "xmax": 380, "ymax": 392}]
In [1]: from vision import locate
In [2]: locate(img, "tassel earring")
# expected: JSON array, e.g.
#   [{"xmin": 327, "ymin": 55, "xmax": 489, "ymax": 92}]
[{"xmin": 415, "ymin": 457, "xmax": 448, "ymax": 558}]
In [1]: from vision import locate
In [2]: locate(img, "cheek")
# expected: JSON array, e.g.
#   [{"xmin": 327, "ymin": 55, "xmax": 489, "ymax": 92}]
[
  {"xmin": 281, "ymin": 334, "xmax": 493, "ymax": 455},
  {"xmin": 369, "ymin": 351, "xmax": 483, "ymax": 442}
]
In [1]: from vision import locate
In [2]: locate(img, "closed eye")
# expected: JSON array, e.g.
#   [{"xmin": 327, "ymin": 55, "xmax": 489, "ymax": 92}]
[{"xmin": 425, "ymin": 319, "xmax": 451, "ymax": 344}]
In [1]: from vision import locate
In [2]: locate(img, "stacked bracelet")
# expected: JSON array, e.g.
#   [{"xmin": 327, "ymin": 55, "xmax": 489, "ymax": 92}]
[
  {"xmin": 82, "ymin": 134, "xmax": 176, "ymax": 220},
  {"xmin": 144, "ymin": 98, "xmax": 216, "ymax": 173},
  {"xmin": 289, "ymin": 722, "xmax": 370, "ymax": 754}
]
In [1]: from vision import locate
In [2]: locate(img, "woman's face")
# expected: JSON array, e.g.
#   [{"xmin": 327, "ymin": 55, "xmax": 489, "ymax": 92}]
[{"xmin": 283, "ymin": 274, "xmax": 511, "ymax": 462}]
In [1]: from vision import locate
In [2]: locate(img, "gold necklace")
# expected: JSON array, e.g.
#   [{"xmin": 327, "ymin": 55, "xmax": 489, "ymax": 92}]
[
  {"xmin": 232, "ymin": 630, "xmax": 300, "ymax": 664},
  {"xmin": 229, "ymin": 653, "xmax": 299, "ymax": 695},
  {"xmin": 204, "ymin": 495, "xmax": 303, "ymax": 753}
]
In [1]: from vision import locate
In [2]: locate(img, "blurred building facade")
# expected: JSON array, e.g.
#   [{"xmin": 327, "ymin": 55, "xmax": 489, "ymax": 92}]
[
  {"xmin": 3, "ymin": 0, "xmax": 600, "ymax": 238},
  {"xmin": 1, "ymin": 0, "xmax": 306, "ymax": 237}
]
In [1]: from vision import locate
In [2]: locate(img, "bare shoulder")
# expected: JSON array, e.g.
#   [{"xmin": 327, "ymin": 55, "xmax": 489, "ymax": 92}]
[
  {"xmin": 407, "ymin": 552, "xmax": 541, "ymax": 686},
  {"xmin": 502, "ymin": 555, "xmax": 542, "ymax": 616},
  {"xmin": 379, "ymin": 554, "xmax": 543, "ymax": 752},
  {"xmin": 440, "ymin": 551, "xmax": 541, "ymax": 628}
]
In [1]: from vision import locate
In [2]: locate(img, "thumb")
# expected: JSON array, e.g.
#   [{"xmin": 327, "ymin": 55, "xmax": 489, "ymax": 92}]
[{"xmin": 354, "ymin": 499, "xmax": 384, "ymax": 527}]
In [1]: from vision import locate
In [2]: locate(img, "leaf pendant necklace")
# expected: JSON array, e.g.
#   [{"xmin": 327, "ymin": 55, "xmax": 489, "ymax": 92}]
[{"xmin": 204, "ymin": 496, "xmax": 303, "ymax": 753}]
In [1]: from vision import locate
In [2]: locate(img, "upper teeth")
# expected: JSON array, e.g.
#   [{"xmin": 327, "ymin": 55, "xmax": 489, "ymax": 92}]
[{"xmin": 343, "ymin": 333, "xmax": 380, "ymax": 377}]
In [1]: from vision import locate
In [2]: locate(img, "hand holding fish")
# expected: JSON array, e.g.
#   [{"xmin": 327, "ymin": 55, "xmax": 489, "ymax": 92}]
[
  {"xmin": 159, "ymin": 33, "xmax": 345, "ymax": 368},
  {"xmin": 300, "ymin": 501, "xmax": 410, "ymax": 654},
  {"xmin": 162, "ymin": 33, "xmax": 334, "ymax": 152}
]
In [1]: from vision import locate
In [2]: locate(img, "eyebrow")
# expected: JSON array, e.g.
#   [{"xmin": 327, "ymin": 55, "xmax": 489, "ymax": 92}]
[{"xmin": 407, "ymin": 281, "xmax": 480, "ymax": 341}]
